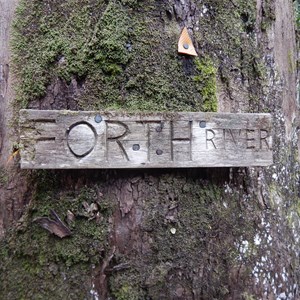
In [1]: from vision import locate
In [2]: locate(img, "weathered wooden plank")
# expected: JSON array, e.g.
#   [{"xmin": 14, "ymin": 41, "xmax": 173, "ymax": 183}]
[{"xmin": 19, "ymin": 109, "xmax": 273, "ymax": 169}]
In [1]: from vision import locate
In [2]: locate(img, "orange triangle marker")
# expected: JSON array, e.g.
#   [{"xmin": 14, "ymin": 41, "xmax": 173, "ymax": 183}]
[{"xmin": 178, "ymin": 27, "xmax": 198, "ymax": 57}]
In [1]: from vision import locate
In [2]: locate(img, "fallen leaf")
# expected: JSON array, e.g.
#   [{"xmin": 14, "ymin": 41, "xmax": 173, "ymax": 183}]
[{"xmin": 34, "ymin": 209, "xmax": 71, "ymax": 238}]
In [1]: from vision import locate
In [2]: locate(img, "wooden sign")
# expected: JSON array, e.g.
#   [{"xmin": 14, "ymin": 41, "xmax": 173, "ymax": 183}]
[{"xmin": 19, "ymin": 109, "xmax": 273, "ymax": 169}]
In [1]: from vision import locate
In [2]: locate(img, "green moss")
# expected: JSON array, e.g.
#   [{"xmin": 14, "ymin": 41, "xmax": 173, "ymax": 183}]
[
  {"xmin": 105, "ymin": 174, "xmax": 259, "ymax": 299},
  {"xmin": 119, "ymin": 0, "xmax": 139, "ymax": 8},
  {"xmin": 150, "ymin": 180, "xmax": 252, "ymax": 297},
  {"xmin": 194, "ymin": 57, "xmax": 218, "ymax": 112},
  {"xmin": 111, "ymin": 275, "xmax": 145, "ymax": 300},
  {"xmin": 296, "ymin": 1, "xmax": 300, "ymax": 29},
  {"xmin": 242, "ymin": 292, "xmax": 256, "ymax": 300},
  {"xmin": 11, "ymin": 0, "xmax": 263, "ymax": 114},
  {"xmin": 12, "ymin": 0, "xmax": 222, "ymax": 113},
  {"xmin": 0, "ymin": 170, "xmax": 114, "ymax": 299},
  {"xmin": 0, "ymin": 168, "xmax": 9, "ymax": 186},
  {"xmin": 260, "ymin": 0, "xmax": 276, "ymax": 31},
  {"xmin": 11, "ymin": 0, "xmax": 131, "ymax": 107},
  {"xmin": 196, "ymin": 0, "xmax": 266, "ymax": 112}
]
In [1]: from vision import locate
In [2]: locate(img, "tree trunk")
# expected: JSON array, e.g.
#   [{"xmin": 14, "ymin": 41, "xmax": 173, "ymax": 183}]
[{"xmin": 0, "ymin": 0, "xmax": 299, "ymax": 299}]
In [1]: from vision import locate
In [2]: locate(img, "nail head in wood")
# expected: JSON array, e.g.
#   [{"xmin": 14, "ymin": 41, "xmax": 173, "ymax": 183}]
[
  {"xmin": 199, "ymin": 121, "xmax": 206, "ymax": 128},
  {"xmin": 132, "ymin": 144, "xmax": 140, "ymax": 151},
  {"xmin": 156, "ymin": 149, "xmax": 163, "ymax": 155},
  {"xmin": 156, "ymin": 126, "xmax": 162, "ymax": 132},
  {"xmin": 94, "ymin": 114, "xmax": 102, "ymax": 123}
]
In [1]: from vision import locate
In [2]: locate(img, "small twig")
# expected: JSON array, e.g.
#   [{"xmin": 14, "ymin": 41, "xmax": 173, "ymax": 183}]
[{"xmin": 104, "ymin": 262, "xmax": 130, "ymax": 274}]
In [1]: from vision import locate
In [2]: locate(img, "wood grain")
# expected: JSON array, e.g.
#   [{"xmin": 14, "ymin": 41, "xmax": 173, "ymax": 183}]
[{"xmin": 19, "ymin": 109, "xmax": 273, "ymax": 169}]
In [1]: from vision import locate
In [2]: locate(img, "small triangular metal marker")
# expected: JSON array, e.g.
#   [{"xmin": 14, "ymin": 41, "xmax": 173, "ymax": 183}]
[{"xmin": 178, "ymin": 27, "xmax": 198, "ymax": 57}]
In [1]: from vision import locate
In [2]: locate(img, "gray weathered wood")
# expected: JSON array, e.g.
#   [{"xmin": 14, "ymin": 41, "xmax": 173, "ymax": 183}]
[{"xmin": 19, "ymin": 109, "xmax": 273, "ymax": 169}]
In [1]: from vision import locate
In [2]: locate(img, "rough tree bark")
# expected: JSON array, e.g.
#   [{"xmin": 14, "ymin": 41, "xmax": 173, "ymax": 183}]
[{"xmin": 0, "ymin": 0, "xmax": 299, "ymax": 299}]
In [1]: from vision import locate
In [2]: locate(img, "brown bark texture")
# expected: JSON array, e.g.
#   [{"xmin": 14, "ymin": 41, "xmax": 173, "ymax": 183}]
[{"xmin": 0, "ymin": 0, "xmax": 300, "ymax": 299}]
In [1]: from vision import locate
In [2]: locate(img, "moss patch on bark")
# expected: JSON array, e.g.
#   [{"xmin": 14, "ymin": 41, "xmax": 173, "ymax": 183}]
[
  {"xmin": 11, "ymin": 0, "xmax": 222, "ymax": 112},
  {"xmin": 106, "ymin": 173, "xmax": 260, "ymax": 299},
  {"xmin": 0, "ymin": 170, "xmax": 114, "ymax": 299}
]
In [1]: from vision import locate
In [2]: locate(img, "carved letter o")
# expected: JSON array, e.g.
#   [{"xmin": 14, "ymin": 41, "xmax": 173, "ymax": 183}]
[{"xmin": 67, "ymin": 122, "xmax": 96, "ymax": 157}]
